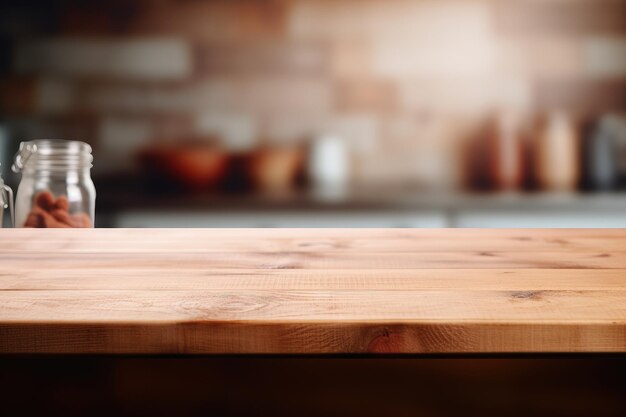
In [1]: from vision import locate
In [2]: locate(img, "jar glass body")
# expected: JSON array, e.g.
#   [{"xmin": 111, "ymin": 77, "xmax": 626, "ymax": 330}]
[
  {"xmin": 13, "ymin": 140, "xmax": 95, "ymax": 228},
  {"xmin": 15, "ymin": 169, "xmax": 95, "ymax": 227}
]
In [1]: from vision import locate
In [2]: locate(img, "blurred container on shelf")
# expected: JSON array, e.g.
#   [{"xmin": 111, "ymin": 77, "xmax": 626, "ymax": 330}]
[
  {"xmin": 137, "ymin": 140, "xmax": 230, "ymax": 191},
  {"xmin": 307, "ymin": 134, "xmax": 350, "ymax": 193},
  {"xmin": 464, "ymin": 126, "xmax": 491, "ymax": 191},
  {"xmin": 580, "ymin": 115, "xmax": 621, "ymax": 191},
  {"xmin": 486, "ymin": 111, "xmax": 529, "ymax": 191},
  {"xmin": 249, "ymin": 146, "xmax": 304, "ymax": 191},
  {"xmin": 605, "ymin": 115, "xmax": 626, "ymax": 189},
  {"xmin": 533, "ymin": 111, "xmax": 579, "ymax": 191}
]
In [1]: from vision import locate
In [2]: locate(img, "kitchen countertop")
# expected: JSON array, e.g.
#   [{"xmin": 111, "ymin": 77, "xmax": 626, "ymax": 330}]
[{"xmin": 0, "ymin": 228, "xmax": 625, "ymax": 354}]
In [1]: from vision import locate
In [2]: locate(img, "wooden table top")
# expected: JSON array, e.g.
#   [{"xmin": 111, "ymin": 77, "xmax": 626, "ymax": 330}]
[{"xmin": 0, "ymin": 228, "xmax": 624, "ymax": 354}]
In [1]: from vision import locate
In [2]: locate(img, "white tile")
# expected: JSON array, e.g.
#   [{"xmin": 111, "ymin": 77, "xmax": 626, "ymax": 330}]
[
  {"xmin": 290, "ymin": 1, "xmax": 496, "ymax": 77},
  {"xmin": 193, "ymin": 112, "xmax": 258, "ymax": 151},
  {"xmin": 399, "ymin": 77, "xmax": 532, "ymax": 115},
  {"xmin": 289, "ymin": 0, "xmax": 493, "ymax": 40},
  {"xmin": 241, "ymin": 76, "xmax": 333, "ymax": 116},
  {"xmin": 583, "ymin": 37, "xmax": 626, "ymax": 78},
  {"xmin": 36, "ymin": 78, "xmax": 76, "ymax": 114},
  {"xmin": 372, "ymin": 37, "xmax": 496, "ymax": 78},
  {"xmin": 497, "ymin": 37, "xmax": 583, "ymax": 78},
  {"xmin": 264, "ymin": 115, "xmax": 321, "ymax": 144},
  {"xmin": 95, "ymin": 117, "xmax": 153, "ymax": 174},
  {"xmin": 85, "ymin": 79, "xmax": 241, "ymax": 114},
  {"xmin": 318, "ymin": 114, "xmax": 379, "ymax": 154},
  {"xmin": 15, "ymin": 38, "xmax": 191, "ymax": 80}
]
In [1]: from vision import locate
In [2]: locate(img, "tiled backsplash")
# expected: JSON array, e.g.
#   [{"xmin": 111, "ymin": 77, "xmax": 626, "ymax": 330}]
[{"xmin": 0, "ymin": 0, "xmax": 625, "ymax": 188}]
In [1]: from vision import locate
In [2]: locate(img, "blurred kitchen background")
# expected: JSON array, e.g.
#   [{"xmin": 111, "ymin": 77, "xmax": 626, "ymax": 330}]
[{"xmin": 0, "ymin": 0, "xmax": 625, "ymax": 228}]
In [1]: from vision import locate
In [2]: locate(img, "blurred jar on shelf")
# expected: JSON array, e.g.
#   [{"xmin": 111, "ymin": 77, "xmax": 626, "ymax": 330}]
[
  {"xmin": 249, "ymin": 146, "xmax": 304, "ymax": 192},
  {"xmin": 308, "ymin": 134, "xmax": 350, "ymax": 192},
  {"xmin": 581, "ymin": 114, "xmax": 624, "ymax": 191},
  {"xmin": 533, "ymin": 111, "xmax": 579, "ymax": 191},
  {"xmin": 137, "ymin": 141, "xmax": 230, "ymax": 191},
  {"xmin": 486, "ymin": 111, "xmax": 530, "ymax": 191},
  {"xmin": 12, "ymin": 139, "xmax": 95, "ymax": 228},
  {"xmin": 601, "ymin": 114, "xmax": 626, "ymax": 189}
]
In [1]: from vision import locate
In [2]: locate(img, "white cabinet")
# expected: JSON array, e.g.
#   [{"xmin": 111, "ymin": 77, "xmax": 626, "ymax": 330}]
[
  {"xmin": 452, "ymin": 210, "xmax": 626, "ymax": 228},
  {"xmin": 114, "ymin": 210, "xmax": 448, "ymax": 228}
]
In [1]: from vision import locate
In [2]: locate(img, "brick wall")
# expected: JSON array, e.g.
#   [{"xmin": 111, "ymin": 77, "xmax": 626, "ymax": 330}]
[{"xmin": 1, "ymin": 0, "xmax": 625, "ymax": 188}]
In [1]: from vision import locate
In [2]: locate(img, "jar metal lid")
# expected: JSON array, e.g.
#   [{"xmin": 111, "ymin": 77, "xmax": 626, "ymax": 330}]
[{"xmin": 12, "ymin": 139, "xmax": 93, "ymax": 173}]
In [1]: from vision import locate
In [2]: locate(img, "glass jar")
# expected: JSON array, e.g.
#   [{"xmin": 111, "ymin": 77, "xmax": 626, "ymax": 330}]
[
  {"xmin": 0, "ymin": 166, "xmax": 14, "ymax": 227},
  {"xmin": 12, "ymin": 139, "xmax": 95, "ymax": 228}
]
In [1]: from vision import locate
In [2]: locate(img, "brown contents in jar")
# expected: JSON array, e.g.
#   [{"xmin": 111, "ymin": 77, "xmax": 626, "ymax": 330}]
[{"xmin": 23, "ymin": 191, "xmax": 92, "ymax": 228}]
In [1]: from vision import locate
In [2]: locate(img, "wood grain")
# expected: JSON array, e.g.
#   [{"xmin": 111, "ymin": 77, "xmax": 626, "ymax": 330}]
[{"xmin": 0, "ymin": 229, "xmax": 624, "ymax": 354}]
